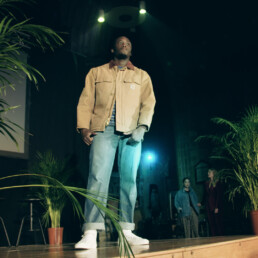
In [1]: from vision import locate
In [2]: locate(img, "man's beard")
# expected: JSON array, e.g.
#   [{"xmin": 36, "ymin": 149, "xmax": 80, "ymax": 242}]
[{"xmin": 114, "ymin": 52, "xmax": 128, "ymax": 60}]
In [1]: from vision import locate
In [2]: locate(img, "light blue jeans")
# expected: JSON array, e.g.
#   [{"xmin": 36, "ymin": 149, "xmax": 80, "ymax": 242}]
[{"xmin": 82, "ymin": 125, "xmax": 141, "ymax": 231}]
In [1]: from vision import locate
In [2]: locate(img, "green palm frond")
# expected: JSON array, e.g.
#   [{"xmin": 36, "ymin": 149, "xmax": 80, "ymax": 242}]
[
  {"xmin": 27, "ymin": 151, "xmax": 74, "ymax": 228},
  {"xmin": 0, "ymin": 0, "xmax": 35, "ymax": 19},
  {"xmin": 196, "ymin": 106, "xmax": 258, "ymax": 214},
  {"xmin": 0, "ymin": 173, "xmax": 134, "ymax": 257},
  {"xmin": 0, "ymin": 0, "xmax": 64, "ymax": 90},
  {"xmin": 0, "ymin": 0, "xmax": 64, "ymax": 147},
  {"xmin": 211, "ymin": 117, "xmax": 239, "ymax": 133},
  {"xmin": 0, "ymin": 0, "xmax": 35, "ymax": 9},
  {"xmin": 0, "ymin": 16, "xmax": 63, "ymax": 88}
]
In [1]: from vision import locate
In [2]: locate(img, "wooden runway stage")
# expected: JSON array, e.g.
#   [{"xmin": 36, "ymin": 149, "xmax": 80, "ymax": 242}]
[{"xmin": 0, "ymin": 235, "xmax": 257, "ymax": 257}]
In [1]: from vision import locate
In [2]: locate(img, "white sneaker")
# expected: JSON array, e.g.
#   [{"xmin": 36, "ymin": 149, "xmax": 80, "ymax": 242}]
[
  {"xmin": 74, "ymin": 230, "xmax": 97, "ymax": 249},
  {"xmin": 122, "ymin": 230, "xmax": 149, "ymax": 246}
]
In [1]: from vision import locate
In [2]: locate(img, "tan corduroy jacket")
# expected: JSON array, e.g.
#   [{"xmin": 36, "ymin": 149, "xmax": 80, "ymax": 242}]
[{"xmin": 77, "ymin": 61, "xmax": 156, "ymax": 134}]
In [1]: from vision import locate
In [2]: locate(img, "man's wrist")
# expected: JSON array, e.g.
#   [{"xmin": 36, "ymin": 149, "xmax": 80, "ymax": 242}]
[
  {"xmin": 138, "ymin": 125, "xmax": 147, "ymax": 131},
  {"xmin": 80, "ymin": 128, "xmax": 89, "ymax": 133}
]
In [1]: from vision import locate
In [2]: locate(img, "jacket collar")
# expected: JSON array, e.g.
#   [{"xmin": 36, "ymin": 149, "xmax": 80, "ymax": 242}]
[
  {"xmin": 109, "ymin": 60, "xmax": 135, "ymax": 70},
  {"xmin": 183, "ymin": 188, "xmax": 191, "ymax": 192}
]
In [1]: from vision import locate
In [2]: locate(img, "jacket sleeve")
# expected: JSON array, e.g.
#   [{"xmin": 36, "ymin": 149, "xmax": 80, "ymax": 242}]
[
  {"xmin": 77, "ymin": 68, "xmax": 96, "ymax": 130},
  {"xmin": 174, "ymin": 191, "xmax": 181, "ymax": 210},
  {"xmin": 138, "ymin": 70, "xmax": 156, "ymax": 131}
]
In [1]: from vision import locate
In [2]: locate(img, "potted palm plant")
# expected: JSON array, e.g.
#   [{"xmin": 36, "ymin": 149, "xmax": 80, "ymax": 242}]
[
  {"xmin": 196, "ymin": 106, "xmax": 258, "ymax": 234},
  {"xmin": 28, "ymin": 151, "xmax": 73, "ymax": 244},
  {"xmin": 27, "ymin": 151, "xmax": 134, "ymax": 255},
  {"xmin": 0, "ymin": 172, "xmax": 133, "ymax": 256}
]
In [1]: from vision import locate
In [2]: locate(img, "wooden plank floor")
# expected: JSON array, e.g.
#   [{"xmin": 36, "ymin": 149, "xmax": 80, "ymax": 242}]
[{"xmin": 0, "ymin": 235, "xmax": 257, "ymax": 258}]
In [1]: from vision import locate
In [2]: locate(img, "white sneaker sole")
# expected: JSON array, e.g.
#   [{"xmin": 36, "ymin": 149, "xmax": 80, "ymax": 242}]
[
  {"xmin": 118, "ymin": 238, "xmax": 149, "ymax": 246},
  {"xmin": 74, "ymin": 243, "xmax": 97, "ymax": 249},
  {"xmin": 127, "ymin": 240, "xmax": 149, "ymax": 246}
]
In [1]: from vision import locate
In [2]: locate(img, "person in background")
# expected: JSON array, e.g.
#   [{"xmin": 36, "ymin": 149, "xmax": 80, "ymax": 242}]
[
  {"xmin": 204, "ymin": 168, "xmax": 224, "ymax": 236},
  {"xmin": 174, "ymin": 177, "xmax": 201, "ymax": 238}
]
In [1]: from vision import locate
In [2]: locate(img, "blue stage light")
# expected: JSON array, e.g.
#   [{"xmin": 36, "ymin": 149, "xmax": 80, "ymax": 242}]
[
  {"xmin": 145, "ymin": 151, "xmax": 156, "ymax": 163},
  {"xmin": 147, "ymin": 154, "xmax": 153, "ymax": 160}
]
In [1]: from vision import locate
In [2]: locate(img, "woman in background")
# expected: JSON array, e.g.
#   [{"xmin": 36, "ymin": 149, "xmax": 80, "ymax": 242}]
[{"xmin": 204, "ymin": 168, "xmax": 224, "ymax": 236}]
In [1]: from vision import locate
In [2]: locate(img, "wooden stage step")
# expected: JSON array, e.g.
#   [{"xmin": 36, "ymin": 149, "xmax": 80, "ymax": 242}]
[{"xmin": 0, "ymin": 235, "xmax": 257, "ymax": 257}]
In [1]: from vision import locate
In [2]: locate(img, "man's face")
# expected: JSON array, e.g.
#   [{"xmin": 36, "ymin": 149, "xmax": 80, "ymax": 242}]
[
  {"xmin": 183, "ymin": 179, "xmax": 190, "ymax": 188},
  {"xmin": 113, "ymin": 36, "xmax": 132, "ymax": 59}
]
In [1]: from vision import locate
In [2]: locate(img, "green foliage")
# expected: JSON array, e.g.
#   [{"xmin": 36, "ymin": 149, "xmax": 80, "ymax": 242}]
[
  {"xmin": 0, "ymin": 0, "xmax": 64, "ymax": 89},
  {"xmin": 28, "ymin": 151, "xmax": 73, "ymax": 228},
  {"xmin": 0, "ymin": 0, "xmax": 64, "ymax": 145},
  {"xmin": 0, "ymin": 173, "xmax": 134, "ymax": 257},
  {"xmin": 26, "ymin": 151, "xmax": 134, "ymax": 257},
  {"xmin": 196, "ymin": 106, "xmax": 258, "ymax": 214}
]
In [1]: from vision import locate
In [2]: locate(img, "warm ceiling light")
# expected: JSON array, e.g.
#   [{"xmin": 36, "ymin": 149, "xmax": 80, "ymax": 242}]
[
  {"xmin": 139, "ymin": 1, "xmax": 146, "ymax": 14},
  {"xmin": 98, "ymin": 9, "xmax": 105, "ymax": 23}
]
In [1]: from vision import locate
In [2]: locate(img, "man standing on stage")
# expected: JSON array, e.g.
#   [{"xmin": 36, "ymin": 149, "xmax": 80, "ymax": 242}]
[{"xmin": 75, "ymin": 36, "xmax": 156, "ymax": 249}]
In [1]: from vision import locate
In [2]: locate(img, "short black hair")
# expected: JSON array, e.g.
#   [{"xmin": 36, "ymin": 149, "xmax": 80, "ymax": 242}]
[{"xmin": 182, "ymin": 177, "xmax": 190, "ymax": 183}]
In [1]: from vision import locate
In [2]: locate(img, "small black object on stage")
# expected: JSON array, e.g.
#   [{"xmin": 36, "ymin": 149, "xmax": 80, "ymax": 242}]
[{"xmin": 16, "ymin": 198, "xmax": 46, "ymax": 246}]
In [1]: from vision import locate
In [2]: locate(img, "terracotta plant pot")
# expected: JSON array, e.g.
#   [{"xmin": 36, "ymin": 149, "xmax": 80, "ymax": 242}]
[
  {"xmin": 250, "ymin": 210, "xmax": 258, "ymax": 235},
  {"xmin": 48, "ymin": 227, "xmax": 64, "ymax": 245}
]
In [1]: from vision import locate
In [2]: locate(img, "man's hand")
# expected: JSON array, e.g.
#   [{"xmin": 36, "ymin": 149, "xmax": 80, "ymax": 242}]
[
  {"xmin": 214, "ymin": 208, "xmax": 219, "ymax": 214},
  {"xmin": 80, "ymin": 128, "xmax": 97, "ymax": 146},
  {"xmin": 127, "ymin": 126, "xmax": 146, "ymax": 145}
]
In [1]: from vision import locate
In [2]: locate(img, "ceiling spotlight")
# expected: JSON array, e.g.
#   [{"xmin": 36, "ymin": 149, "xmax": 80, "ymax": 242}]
[
  {"xmin": 98, "ymin": 9, "xmax": 105, "ymax": 23},
  {"xmin": 139, "ymin": 1, "xmax": 146, "ymax": 14}
]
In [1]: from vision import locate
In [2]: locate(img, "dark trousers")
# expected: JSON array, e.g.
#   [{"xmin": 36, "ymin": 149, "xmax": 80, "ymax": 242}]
[{"xmin": 207, "ymin": 209, "xmax": 223, "ymax": 236}]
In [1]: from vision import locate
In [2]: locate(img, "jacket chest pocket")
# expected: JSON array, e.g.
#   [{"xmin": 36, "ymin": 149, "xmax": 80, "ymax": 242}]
[
  {"xmin": 123, "ymin": 79, "xmax": 141, "ymax": 95},
  {"xmin": 95, "ymin": 79, "xmax": 113, "ymax": 95}
]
